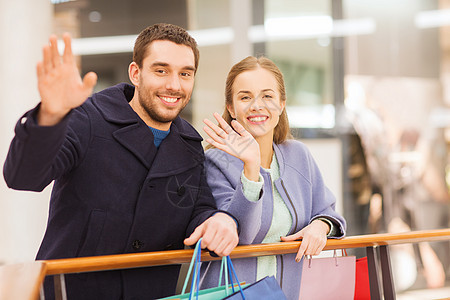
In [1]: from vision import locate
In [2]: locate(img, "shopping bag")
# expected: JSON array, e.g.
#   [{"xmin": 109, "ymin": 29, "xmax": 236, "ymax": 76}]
[
  {"xmin": 223, "ymin": 274, "xmax": 287, "ymax": 300},
  {"xmin": 354, "ymin": 257, "xmax": 371, "ymax": 300},
  {"xmin": 160, "ymin": 239, "xmax": 247, "ymax": 300},
  {"xmin": 299, "ymin": 250, "xmax": 356, "ymax": 300}
]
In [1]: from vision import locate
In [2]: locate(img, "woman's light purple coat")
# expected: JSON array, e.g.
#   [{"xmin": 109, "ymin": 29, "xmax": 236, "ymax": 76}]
[{"xmin": 200, "ymin": 139, "xmax": 346, "ymax": 299}]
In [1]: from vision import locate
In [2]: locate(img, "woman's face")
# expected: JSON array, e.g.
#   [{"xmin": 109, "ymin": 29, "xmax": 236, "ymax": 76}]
[{"xmin": 227, "ymin": 67, "xmax": 285, "ymax": 141}]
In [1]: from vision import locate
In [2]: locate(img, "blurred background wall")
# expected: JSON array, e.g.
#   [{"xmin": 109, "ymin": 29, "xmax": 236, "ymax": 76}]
[
  {"xmin": 1, "ymin": 0, "xmax": 449, "ymax": 294},
  {"xmin": 0, "ymin": 0, "xmax": 53, "ymax": 265}
]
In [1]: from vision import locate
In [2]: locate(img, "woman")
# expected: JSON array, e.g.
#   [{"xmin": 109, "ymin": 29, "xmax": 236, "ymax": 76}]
[{"xmin": 199, "ymin": 56, "xmax": 346, "ymax": 299}]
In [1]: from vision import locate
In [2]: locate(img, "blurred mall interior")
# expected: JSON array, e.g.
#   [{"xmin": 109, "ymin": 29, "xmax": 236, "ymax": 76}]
[{"xmin": 1, "ymin": 0, "xmax": 450, "ymax": 298}]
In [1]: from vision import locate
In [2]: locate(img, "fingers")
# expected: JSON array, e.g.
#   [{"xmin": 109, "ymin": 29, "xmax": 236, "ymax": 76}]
[
  {"xmin": 203, "ymin": 131, "xmax": 223, "ymax": 150},
  {"xmin": 36, "ymin": 62, "xmax": 45, "ymax": 80},
  {"xmin": 62, "ymin": 32, "xmax": 73, "ymax": 64},
  {"xmin": 203, "ymin": 118, "xmax": 227, "ymax": 141},
  {"xmin": 41, "ymin": 33, "xmax": 73, "ymax": 75},
  {"xmin": 219, "ymin": 240, "xmax": 238, "ymax": 257},
  {"xmin": 280, "ymin": 231, "xmax": 302, "ymax": 242},
  {"xmin": 205, "ymin": 235, "xmax": 237, "ymax": 257},
  {"xmin": 203, "ymin": 113, "xmax": 247, "ymax": 143},
  {"xmin": 295, "ymin": 236, "xmax": 326, "ymax": 262},
  {"xmin": 203, "ymin": 117, "xmax": 236, "ymax": 151},
  {"xmin": 42, "ymin": 44, "xmax": 52, "ymax": 74},
  {"xmin": 81, "ymin": 72, "xmax": 98, "ymax": 100},
  {"xmin": 281, "ymin": 228, "xmax": 327, "ymax": 262},
  {"xmin": 296, "ymin": 242, "xmax": 308, "ymax": 262},
  {"xmin": 203, "ymin": 126, "xmax": 226, "ymax": 152},
  {"xmin": 213, "ymin": 112, "xmax": 234, "ymax": 134},
  {"xmin": 201, "ymin": 216, "xmax": 238, "ymax": 256},
  {"xmin": 49, "ymin": 35, "xmax": 61, "ymax": 67},
  {"xmin": 200, "ymin": 225, "xmax": 224, "ymax": 254},
  {"xmin": 231, "ymin": 119, "xmax": 248, "ymax": 136},
  {"xmin": 184, "ymin": 214, "xmax": 238, "ymax": 257},
  {"xmin": 83, "ymin": 72, "xmax": 98, "ymax": 90},
  {"xmin": 184, "ymin": 223, "xmax": 204, "ymax": 246},
  {"xmin": 280, "ymin": 231, "xmax": 307, "ymax": 262},
  {"xmin": 202, "ymin": 126, "xmax": 232, "ymax": 155}
]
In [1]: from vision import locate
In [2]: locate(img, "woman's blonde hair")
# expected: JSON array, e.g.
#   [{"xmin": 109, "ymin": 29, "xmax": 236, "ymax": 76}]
[{"xmin": 215, "ymin": 56, "xmax": 292, "ymax": 147}]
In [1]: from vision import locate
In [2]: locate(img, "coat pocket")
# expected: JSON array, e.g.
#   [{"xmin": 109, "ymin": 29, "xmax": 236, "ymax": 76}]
[{"xmin": 76, "ymin": 209, "xmax": 106, "ymax": 257}]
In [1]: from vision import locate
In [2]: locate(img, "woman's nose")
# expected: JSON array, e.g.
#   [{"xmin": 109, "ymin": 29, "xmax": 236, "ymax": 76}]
[{"xmin": 249, "ymin": 94, "xmax": 264, "ymax": 110}]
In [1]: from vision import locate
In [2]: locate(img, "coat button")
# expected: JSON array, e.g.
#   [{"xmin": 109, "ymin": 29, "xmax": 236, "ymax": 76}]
[
  {"xmin": 132, "ymin": 239, "xmax": 144, "ymax": 250},
  {"xmin": 177, "ymin": 186, "xmax": 186, "ymax": 196}
]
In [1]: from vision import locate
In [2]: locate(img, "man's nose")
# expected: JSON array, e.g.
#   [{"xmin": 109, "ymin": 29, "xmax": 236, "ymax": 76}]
[{"xmin": 165, "ymin": 74, "xmax": 181, "ymax": 91}]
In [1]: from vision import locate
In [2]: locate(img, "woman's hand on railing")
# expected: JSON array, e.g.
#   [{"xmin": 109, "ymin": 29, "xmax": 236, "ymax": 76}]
[{"xmin": 280, "ymin": 219, "xmax": 329, "ymax": 262}]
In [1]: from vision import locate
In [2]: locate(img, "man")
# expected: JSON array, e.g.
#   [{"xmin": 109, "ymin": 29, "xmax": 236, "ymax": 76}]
[{"xmin": 3, "ymin": 23, "xmax": 238, "ymax": 299}]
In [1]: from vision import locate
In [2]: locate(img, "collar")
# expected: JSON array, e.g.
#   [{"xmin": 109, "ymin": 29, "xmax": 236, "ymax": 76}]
[
  {"xmin": 273, "ymin": 142, "xmax": 285, "ymax": 176},
  {"xmin": 88, "ymin": 83, "xmax": 203, "ymax": 170},
  {"xmin": 91, "ymin": 83, "xmax": 203, "ymax": 141}
]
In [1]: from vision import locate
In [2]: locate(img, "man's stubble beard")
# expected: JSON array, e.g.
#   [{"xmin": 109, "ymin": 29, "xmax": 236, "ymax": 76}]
[{"xmin": 137, "ymin": 87, "xmax": 188, "ymax": 124}]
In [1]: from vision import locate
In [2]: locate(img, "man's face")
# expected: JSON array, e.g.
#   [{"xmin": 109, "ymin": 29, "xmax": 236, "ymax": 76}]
[{"xmin": 129, "ymin": 40, "xmax": 196, "ymax": 130}]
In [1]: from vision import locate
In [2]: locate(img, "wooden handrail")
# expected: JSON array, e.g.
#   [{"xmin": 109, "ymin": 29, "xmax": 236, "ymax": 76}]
[{"xmin": 43, "ymin": 228, "xmax": 450, "ymax": 276}]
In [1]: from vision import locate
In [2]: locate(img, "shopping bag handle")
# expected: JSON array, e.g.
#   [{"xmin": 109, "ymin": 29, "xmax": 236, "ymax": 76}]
[
  {"xmin": 181, "ymin": 238, "xmax": 246, "ymax": 300},
  {"xmin": 304, "ymin": 249, "xmax": 349, "ymax": 268},
  {"xmin": 190, "ymin": 240, "xmax": 202, "ymax": 300},
  {"xmin": 227, "ymin": 256, "xmax": 246, "ymax": 299},
  {"xmin": 181, "ymin": 238, "xmax": 203, "ymax": 295},
  {"xmin": 218, "ymin": 256, "xmax": 230, "ymax": 294},
  {"xmin": 181, "ymin": 239, "xmax": 236, "ymax": 300}
]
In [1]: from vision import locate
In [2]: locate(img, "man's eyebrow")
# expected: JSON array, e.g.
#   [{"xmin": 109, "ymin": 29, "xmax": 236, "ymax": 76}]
[
  {"xmin": 150, "ymin": 62, "xmax": 169, "ymax": 68},
  {"xmin": 182, "ymin": 65, "xmax": 196, "ymax": 72},
  {"xmin": 150, "ymin": 61, "xmax": 196, "ymax": 72},
  {"xmin": 237, "ymin": 90, "xmax": 252, "ymax": 94}
]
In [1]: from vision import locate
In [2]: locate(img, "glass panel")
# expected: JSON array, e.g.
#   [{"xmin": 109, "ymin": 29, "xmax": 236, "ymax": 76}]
[
  {"xmin": 187, "ymin": 0, "xmax": 232, "ymax": 131},
  {"xmin": 264, "ymin": 0, "xmax": 334, "ymax": 128},
  {"xmin": 343, "ymin": 0, "xmax": 450, "ymax": 292}
]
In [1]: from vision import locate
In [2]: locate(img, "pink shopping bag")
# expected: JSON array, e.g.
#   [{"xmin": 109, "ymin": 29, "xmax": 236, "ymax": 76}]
[{"xmin": 299, "ymin": 253, "xmax": 356, "ymax": 300}]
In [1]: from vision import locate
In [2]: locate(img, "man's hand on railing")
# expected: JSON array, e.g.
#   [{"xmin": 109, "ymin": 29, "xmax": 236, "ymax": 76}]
[
  {"xmin": 184, "ymin": 212, "xmax": 239, "ymax": 256},
  {"xmin": 280, "ymin": 219, "xmax": 329, "ymax": 262}
]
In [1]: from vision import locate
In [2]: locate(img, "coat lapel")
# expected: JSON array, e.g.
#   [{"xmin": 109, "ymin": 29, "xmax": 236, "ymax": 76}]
[
  {"xmin": 91, "ymin": 83, "xmax": 203, "ymax": 174},
  {"xmin": 113, "ymin": 124, "xmax": 156, "ymax": 169},
  {"xmin": 92, "ymin": 83, "xmax": 157, "ymax": 169},
  {"xmin": 148, "ymin": 122, "xmax": 203, "ymax": 179}
]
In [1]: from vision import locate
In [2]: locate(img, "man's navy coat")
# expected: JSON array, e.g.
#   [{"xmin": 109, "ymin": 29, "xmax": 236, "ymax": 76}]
[{"xmin": 3, "ymin": 83, "xmax": 222, "ymax": 299}]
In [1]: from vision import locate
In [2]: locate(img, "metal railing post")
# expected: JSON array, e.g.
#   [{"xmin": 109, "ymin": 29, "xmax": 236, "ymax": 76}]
[
  {"xmin": 366, "ymin": 246, "xmax": 382, "ymax": 300},
  {"xmin": 54, "ymin": 274, "xmax": 67, "ymax": 300}
]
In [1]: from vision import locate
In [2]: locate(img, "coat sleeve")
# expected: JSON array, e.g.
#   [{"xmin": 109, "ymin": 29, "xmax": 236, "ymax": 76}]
[
  {"xmin": 304, "ymin": 147, "xmax": 347, "ymax": 238},
  {"xmin": 204, "ymin": 149, "xmax": 265, "ymax": 244},
  {"xmin": 3, "ymin": 104, "xmax": 90, "ymax": 192}
]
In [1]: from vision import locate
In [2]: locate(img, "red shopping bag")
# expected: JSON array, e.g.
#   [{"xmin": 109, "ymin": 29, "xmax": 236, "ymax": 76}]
[{"xmin": 354, "ymin": 257, "xmax": 371, "ymax": 300}]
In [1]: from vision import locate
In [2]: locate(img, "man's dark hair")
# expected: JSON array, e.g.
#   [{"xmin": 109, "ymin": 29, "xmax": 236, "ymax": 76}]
[{"xmin": 133, "ymin": 23, "xmax": 199, "ymax": 72}]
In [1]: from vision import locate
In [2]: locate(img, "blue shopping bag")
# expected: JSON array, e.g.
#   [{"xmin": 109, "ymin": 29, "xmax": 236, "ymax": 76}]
[
  {"xmin": 160, "ymin": 239, "xmax": 247, "ymax": 300},
  {"xmin": 222, "ymin": 270, "xmax": 287, "ymax": 300}
]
